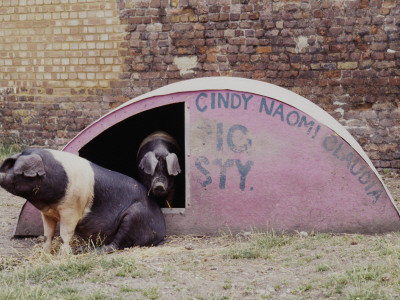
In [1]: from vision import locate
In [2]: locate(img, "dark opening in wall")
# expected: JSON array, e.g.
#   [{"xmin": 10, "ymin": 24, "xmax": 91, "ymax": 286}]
[{"xmin": 79, "ymin": 103, "xmax": 186, "ymax": 208}]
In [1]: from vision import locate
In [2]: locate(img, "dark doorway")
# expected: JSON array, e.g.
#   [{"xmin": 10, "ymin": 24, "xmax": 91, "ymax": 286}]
[{"xmin": 79, "ymin": 102, "xmax": 185, "ymax": 208}]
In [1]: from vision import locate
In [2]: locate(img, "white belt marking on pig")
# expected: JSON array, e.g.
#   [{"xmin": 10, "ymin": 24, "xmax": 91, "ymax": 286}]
[{"xmin": 48, "ymin": 150, "xmax": 95, "ymax": 221}]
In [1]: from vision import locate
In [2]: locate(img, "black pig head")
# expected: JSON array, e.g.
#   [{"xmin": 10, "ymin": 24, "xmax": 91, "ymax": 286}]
[
  {"xmin": 0, "ymin": 151, "xmax": 61, "ymax": 204},
  {"xmin": 137, "ymin": 131, "xmax": 182, "ymax": 207}
]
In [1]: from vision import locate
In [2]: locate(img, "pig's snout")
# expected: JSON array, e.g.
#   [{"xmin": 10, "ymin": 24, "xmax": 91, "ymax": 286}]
[
  {"xmin": 151, "ymin": 176, "xmax": 168, "ymax": 197},
  {"xmin": 154, "ymin": 182, "xmax": 166, "ymax": 193}
]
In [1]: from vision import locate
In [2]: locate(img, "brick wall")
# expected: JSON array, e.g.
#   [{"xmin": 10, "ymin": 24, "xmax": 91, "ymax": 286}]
[
  {"xmin": 0, "ymin": 0, "xmax": 400, "ymax": 169},
  {"xmin": 0, "ymin": 0, "xmax": 126, "ymax": 145}
]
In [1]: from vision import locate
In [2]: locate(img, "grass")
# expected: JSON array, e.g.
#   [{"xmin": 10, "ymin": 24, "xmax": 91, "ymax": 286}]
[
  {"xmin": 0, "ymin": 251, "xmax": 157, "ymax": 300},
  {"xmin": 222, "ymin": 231, "xmax": 400, "ymax": 298},
  {"xmin": 224, "ymin": 229, "xmax": 293, "ymax": 259},
  {"xmin": 316, "ymin": 263, "xmax": 330, "ymax": 272},
  {"xmin": 2, "ymin": 232, "xmax": 400, "ymax": 299},
  {"xmin": 0, "ymin": 139, "xmax": 26, "ymax": 161}
]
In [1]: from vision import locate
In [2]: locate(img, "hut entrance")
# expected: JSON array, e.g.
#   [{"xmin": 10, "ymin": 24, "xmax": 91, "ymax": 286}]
[{"xmin": 79, "ymin": 102, "xmax": 186, "ymax": 209}]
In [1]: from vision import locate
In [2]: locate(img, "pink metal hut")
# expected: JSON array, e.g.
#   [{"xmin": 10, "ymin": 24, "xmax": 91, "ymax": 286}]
[{"xmin": 14, "ymin": 77, "xmax": 400, "ymax": 236}]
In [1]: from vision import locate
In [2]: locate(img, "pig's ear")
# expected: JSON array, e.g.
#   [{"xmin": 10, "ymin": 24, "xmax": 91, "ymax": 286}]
[
  {"xmin": 166, "ymin": 153, "xmax": 181, "ymax": 176},
  {"xmin": 0, "ymin": 152, "xmax": 22, "ymax": 172},
  {"xmin": 14, "ymin": 154, "xmax": 46, "ymax": 177},
  {"xmin": 139, "ymin": 151, "xmax": 158, "ymax": 175}
]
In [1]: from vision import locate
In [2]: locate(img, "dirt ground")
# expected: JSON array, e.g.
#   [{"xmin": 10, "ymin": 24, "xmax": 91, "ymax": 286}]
[
  {"xmin": 0, "ymin": 191, "xmax": 35, "ymax": 257},
  {"xmin": 0, "ymin": 173, "xmax": 399, "ymax": 299}
]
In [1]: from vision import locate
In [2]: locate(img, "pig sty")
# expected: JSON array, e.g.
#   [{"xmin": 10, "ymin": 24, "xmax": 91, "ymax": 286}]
[
  {"xmin": 137, "ymin": 131, "xmax": 182, "ymax": 208},
  {"xmin": 0, "ymin": 148, "xmax": 166, "ymax": 255}
]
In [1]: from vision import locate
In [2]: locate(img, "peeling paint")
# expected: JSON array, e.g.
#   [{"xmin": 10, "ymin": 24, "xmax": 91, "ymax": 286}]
[
  {"xmin": 173, "ymin": 56, "xmax": 198, "ymax": 76},
  {"xmin": 333, "ymin": 100, "xmax": 346, "ymax": 118},
  {"xmin": 295, "ymin": 36, "xmax": 308, "ymax": 53}
]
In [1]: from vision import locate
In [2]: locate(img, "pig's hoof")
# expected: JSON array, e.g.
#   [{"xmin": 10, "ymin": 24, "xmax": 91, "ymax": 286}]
[
  {"xmin": 58, "ymin": 245, "xmax": 72, "ymax": 258},
  {"xmin": 42, "ymin": 244, "xmax": 52, "ymax": 254},
  {"xmin": 157, "ymin": 238, "xmax": 170, "ymax": 246}
]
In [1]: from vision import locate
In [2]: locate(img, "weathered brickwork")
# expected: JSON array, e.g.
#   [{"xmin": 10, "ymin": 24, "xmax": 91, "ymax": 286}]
[
  {"xmin": 0, "ymin": 0, "xmax": 126, "ymax": 145},
  {"xmin": 117, "ymin": 0, "xmax": 400, "ymax": 169},
  {"xmin": 0, "ymin": 0, "xmax": 399, "ymax": 169}
]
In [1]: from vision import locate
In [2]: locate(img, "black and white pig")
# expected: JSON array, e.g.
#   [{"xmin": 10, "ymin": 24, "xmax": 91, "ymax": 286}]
[
  {"xmin": 0, "ymin": 148, "xmax": 166, "ymax": 255},
  {"xmin": 137, "ymin": 131, "xmax": 182, "ymax": 208}
]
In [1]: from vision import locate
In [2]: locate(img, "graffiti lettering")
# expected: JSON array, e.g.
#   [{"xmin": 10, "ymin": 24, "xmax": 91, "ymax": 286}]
[
  {"xmin": 286, "ymin": 111, "xmax": 300, "ymax": 126},
  {"xmin": 368, "ymin": 190, "xmax": 383, "ymax": 204},
  {"xmin": 323, "ymin": 134, "xmax": 383, "ymax": 203},
  {"xmin": 259, "ymin": 98, "xmax": 320, "ymax": 138},
  {"xmin": 227, "ymin": 124, "xmax": 252, "ymax": 153},
  {"xmin": 216, "ymin": 123, "xmax": 223, "ymax": 151},
  {"xmin": 298, "ymin": 116, "xmax": 315, "ymax": 135},
  {"xmin": 194, "ymin": 92, "xmax": 386, "ymax": 206},
  {"xmin": 259, "ymin": 97, "xmax": 275, "ymax": 115},
  {"xmin": 235, "ymin": 160, "xmax": 254, "ymax": 191},
  {"xmin": 195, "ymin": 156, "xmax": 254, "ymax": 191},
  {"xmin": 195, "ymin": 92, "xmax": 253, "ymax": 112},
  {"xmin": 195, "ymin": 156, "xmax": 212, "ymax": 187},
  {"xmin": 217, "ymin": 123, "xmax": 252, "ymax": 153},
  {"xmin": 196, "ymin": 123, "xmax": 254, "ymax": 191},
  {"xmin": 350, "ymin": 158, "xmax": 366, "ymax": 176},
  {"xmin": 213, "ymin": 159, "xmax": 235, "ymax": 189},
  {"xmin": 195, "ymin": 92, "xmax": 208, "ymax": 112},
  {"xmin": 273, "ymin": 103, "xmax": 284, "ymax": 121}
]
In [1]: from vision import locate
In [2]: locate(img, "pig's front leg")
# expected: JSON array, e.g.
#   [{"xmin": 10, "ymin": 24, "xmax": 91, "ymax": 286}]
[
  {"xmin": 41, "ymin": 213, "xmax": 58, "ymax": 253},
  {"xmin": 58, "ymin": 208, "xmax": 81, "ymax": 257}
]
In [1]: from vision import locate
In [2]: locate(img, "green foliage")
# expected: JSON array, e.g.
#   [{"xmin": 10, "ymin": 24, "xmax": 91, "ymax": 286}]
[
  {"xmin": 225, "ymin": 230, "xmax": 293, "ymax": 259},
  {"xmin": 141, "ymin": 287, "xmax": 160, "ymax": 300},
  {"xmin": 222, "ymin": 280, "xmax": 232, "ymax": 290},
  {"xmin": 89, "ymin": 292, "xmax": 109, "ymax": 300},
  {"xmin": 114, "ymin": 259, "xmax": 140, "ymax": 277},
  {"xmin": 0, "ymin": 139, "xmax": 26, "ymax": 161},
  {"xmin": 0, "ymin": 254, "xmax": 150, "ymax": 299},
  {"xmin": 345, "ymin": 289, "xmax": 388, "ymax": 300},
  {"xmin": 324, "ymin": 263, "xmax": 398, "ymax": 299},
  {"xmin": 28, "ymin": 260, "xmax": 95, "ymax": 284},
  {"xmin": 0, "ymin": 283, "xmax": 48, "ymax": 300},
  {"xmin": 317, "ymin": 264, "xmax": 330, "ymax": 272},
  {"xmin": 1, "ymin": 233, "xmax": 400, "ymax": 299}
]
